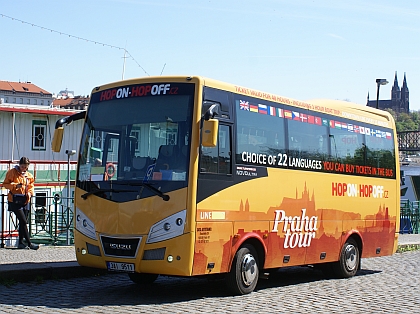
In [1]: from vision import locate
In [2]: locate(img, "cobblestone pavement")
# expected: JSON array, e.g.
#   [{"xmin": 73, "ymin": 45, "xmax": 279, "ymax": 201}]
[
  {"xmin": 0, "ymin": 250, "xmax": 419, "ymax": 314},
  {"xmin": 0, "ymin": 246, "xmax": 76, "ymax": 265},
  {"xmin": 1, "ymin": 234, "xmax": 417, "ymax": 266}
]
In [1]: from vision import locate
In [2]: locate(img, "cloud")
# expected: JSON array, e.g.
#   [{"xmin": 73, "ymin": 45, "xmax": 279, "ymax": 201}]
[{"xmin": 328, "ymin": 33, "xmax": 345, "ymax": 40}]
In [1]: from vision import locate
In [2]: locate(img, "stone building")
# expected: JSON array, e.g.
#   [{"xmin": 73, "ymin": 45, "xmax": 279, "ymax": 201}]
[{"xmin": 367, "ymin": 72, "xmax": 409, "ymax": 113}]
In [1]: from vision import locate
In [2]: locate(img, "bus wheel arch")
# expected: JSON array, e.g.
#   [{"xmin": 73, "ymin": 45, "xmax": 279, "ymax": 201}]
[
  {"xmin": 226, "ymin": 238, "xmax": 266, "ymax": 295},
  {"xmin": 350, "ymin": 233, "xmax": 363, "ymax": 262},
  {"xmin": 343, "ymin": 232, "xmax": 363, "ymax": 268},
  {"xmin": 333, "ymin": 236, "xmax": 361, "ymax": 278}
]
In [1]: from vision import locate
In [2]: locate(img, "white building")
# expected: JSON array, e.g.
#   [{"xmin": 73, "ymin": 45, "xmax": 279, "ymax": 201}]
[{"xmin": 0, "ymin": 80, "xmax": 85, "ymax": 246}]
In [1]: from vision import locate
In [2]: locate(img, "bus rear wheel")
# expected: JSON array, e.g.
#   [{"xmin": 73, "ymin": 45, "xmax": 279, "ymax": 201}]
[
  {"xmin": 333, "ymin": 238, "xmax": 360, "ymax": 278},
  {"xmin": 226, "ymin": 244, "xmax": 259, "ymax": 295},
  {"xmin": 128, "ymin": 273, "xmax": 159, "ymax": 284}
]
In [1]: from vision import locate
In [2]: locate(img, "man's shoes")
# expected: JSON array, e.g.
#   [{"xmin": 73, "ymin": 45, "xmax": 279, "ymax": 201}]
[
  {"xmin": 29, "ymin": 243, "xmax": 39, "ymax": 250},
  {"xmin": 18, "ymin": 243, "xmax": 29, "ymax": 249}
]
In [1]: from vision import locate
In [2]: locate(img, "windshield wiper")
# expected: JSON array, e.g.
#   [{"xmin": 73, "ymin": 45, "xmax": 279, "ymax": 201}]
[
  {"xmin": 121, "ymin": 182, "xmax": 170, "ymax": 201},
  {"xmin": 81, "ymin": 188, "xmax": 137, "ymax": 200}
]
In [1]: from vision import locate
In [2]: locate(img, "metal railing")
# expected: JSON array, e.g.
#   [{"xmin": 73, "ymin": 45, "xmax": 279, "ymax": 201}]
[
  {"xmin": 1, "ymin": 194, "xmax": 74, "ymax": 248},
  {"xmin": 2, "ymin": 194, "xmax": 419, "ymax": 247},
  {"xmin": 400, "ymin": 199, "xmax": 420, "ymax": 234}
]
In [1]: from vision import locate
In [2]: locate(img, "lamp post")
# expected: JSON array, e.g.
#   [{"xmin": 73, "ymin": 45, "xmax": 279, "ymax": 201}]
[
  {"xmin": 376, "ymin": 78, "xmax": 389, "ymax": 109},
  {"xmin": 65, "ymin": 149, "xmax": 76, "ymax": 245}
]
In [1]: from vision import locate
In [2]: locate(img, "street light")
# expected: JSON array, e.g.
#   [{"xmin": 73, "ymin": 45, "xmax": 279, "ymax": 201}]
[
  {"xmin": 65, "ymin": 149, "xmax": 76, "ymax": 245},
  {"xmin": 376, "ymin": 78, "xmax": 389, "ymax": 109}
]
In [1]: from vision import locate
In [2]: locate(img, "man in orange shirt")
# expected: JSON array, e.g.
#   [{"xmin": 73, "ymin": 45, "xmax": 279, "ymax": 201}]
[{"xmin": 3, "ymin": 157, "xmax": 39, "ymax": 250}]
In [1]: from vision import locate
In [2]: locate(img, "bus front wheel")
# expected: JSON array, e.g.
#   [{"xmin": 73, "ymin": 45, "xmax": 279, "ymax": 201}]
[
  {"xmin": 226, "ymin": 244, "xmax": 259, "ymax": 295},
  {"xmin": 128, "ymin": 273, "xmax": 158, "ymax": 284},
  {"xmin": 333, "ymin": 238, "xmax": 360, "ymax": 278}
]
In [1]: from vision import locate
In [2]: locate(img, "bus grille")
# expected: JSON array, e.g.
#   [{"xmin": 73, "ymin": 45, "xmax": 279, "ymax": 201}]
[
  {"xmin": 143, "ymin": 248, "xmax": 166, "ymax": 260},
  {"xmin": 100, "ymin": 235, "xmax": 141, "ymax": 258}
]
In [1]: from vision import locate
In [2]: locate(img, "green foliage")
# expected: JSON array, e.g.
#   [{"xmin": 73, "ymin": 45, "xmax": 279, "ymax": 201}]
[
  {"xmin": 386, "ymin": 109, "xmax": 420, "ymax": 132},
  {"xmin": 396, "ymin": 244, "xmax": 420, "ymax": 253}
]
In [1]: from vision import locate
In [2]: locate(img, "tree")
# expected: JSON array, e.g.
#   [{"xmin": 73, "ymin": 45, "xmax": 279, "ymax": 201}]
[{"xmin": 385, "ymin": 109, "xmax": 419, "ymax": 132}]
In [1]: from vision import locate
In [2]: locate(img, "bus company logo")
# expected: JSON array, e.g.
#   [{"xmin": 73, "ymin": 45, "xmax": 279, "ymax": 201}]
[
  {"xmin": 332, "ymin": 182, "xmax": 387, "ymax": 198},
  {"xmin": 109, "ymin": 243, "xmax": 132, "ymax": 250},
  {"xmin": 99, "ymin": 83, "xmax": 178, "ymax": 101},
  {"xmin": 271, "ymin": 208, "xmax": 318, "ymax": 249}
]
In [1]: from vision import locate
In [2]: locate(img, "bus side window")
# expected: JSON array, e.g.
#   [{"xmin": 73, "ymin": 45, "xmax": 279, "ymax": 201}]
[{"xmin": 200, "ymin": 124, "xmax": 231, "ymax": 175}]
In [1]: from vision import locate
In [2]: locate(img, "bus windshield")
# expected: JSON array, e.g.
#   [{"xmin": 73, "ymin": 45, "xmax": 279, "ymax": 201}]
[{"xmin": 76, "ymin": 82, "xmax": 194, "ymax": 201}]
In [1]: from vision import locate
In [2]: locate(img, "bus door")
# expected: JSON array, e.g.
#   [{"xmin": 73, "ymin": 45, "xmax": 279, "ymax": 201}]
[{"xmin": 193, "ymin": 89, "xmax": 235, "ymax": 275}]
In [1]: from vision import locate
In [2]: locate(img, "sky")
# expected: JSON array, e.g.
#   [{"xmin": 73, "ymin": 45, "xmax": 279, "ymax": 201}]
[{"xmin": 1, "ymin": 0, "xmax": 420, "ymax": 109}]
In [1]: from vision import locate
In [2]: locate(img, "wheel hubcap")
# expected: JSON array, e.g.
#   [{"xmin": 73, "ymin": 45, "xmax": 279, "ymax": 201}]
[
  {"xmin": 344, "ymin": 244, "xmax": 357, "ymax": 271},
  {"xmin": 241, "ymin": 253, "xmax": 257, "ymax": 286}
]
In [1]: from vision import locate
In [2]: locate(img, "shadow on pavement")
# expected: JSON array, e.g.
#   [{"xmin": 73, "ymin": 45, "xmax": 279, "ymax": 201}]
[
  {"xmin": 0, "ymin": 262, "xmax": 108, "ymax": 282},
  {"xmin": 255, "ymin": 266, "xmax": 381, "ymax": 291},
  {"xmin": 0, "ymin": 265, "xmax": 383, "ymax": 308}
]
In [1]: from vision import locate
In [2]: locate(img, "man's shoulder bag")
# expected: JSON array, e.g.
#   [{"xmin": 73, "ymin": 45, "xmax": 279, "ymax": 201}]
[
  {"xmin": 13, "ymin": 176, "xmax": 29, "ymax": 205},
  {"xmin": 13, "ymin": 194, "xmax": 27, "ymax": 205}
]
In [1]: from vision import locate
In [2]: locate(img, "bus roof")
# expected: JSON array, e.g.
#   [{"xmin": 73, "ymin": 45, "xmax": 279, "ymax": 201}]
[
  {"xmin": 91, "ymin": 75, "xmax": 395, "ymax": 129},
  {"xmin": 201, "ymin": 76, "xmax": 395, "ymax": 128}
]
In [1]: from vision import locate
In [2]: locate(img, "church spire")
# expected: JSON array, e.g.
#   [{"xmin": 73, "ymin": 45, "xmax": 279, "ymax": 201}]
[
  {"xmin": 402, "ymin": 72, "xmax": 408, "ymax": 89},
  {"xmin": 393, "ymin": 71, "xmax": 399, "ymax": 88},
  {"xmin": 391, "ymin": 71, "xmax": 401, "ymax": 103},
  {"xmin": 401, "ymin": 72, "xmax": 409, "ymax": 113}
]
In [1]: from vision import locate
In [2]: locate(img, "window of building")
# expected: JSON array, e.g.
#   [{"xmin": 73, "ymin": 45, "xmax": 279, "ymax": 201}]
[
  {"xmin": 92, "ymin": 130, "xmax": 103, "ymax": 150},
  {"xmin": 32, "ymin": 120, "xmax": 47, "ymax": 150},
  {"xmin": 34, "ymin": 190, "xmax": 49, "ymax": 224},
  {"xmin": 34, "ymin": 191, "xmax": 48, "ymax": 207}
]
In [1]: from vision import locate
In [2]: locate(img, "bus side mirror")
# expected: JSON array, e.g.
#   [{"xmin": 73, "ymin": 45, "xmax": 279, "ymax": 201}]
[
  {"xmin": 202, "ymin": 101, "xmax": 220, "ymax": 120},
  {"xmin": 202, "ymin": 119, "xmax": 218, "ymax": 147},
  {"xmin": 52, "ymin": 127, "xmax": 64, "ymax": 152}
]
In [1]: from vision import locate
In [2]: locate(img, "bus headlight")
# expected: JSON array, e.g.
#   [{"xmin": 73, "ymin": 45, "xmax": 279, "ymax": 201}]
[
  {"xmin": 75, "ymin": 207, "xmax": 97, "ymax": 240},
  {"xmin": 146, "ymin": 210, "xmax": 186, "ymax": 244}
]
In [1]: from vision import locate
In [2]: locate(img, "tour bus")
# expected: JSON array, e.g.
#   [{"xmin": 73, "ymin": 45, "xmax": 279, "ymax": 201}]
[{"xmin": 52, "ymin": 76, "xmax": 399, "ymax": 295}]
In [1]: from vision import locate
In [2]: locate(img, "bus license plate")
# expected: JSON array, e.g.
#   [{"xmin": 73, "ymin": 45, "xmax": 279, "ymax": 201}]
[{"xmin": 106, "ymin": 262, "xmax": 135, "ymax": 273}]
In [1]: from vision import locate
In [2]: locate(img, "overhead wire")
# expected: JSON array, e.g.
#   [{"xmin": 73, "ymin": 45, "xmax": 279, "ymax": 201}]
[{"xmin": 0, "ymin": 13, "xmax": 149, "ymax": 76}]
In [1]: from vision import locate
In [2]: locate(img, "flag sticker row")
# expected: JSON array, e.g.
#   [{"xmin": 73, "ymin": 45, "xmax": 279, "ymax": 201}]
[{"xmin": 238, "ymin": 100, "xmax": 392, "ymax": 140}]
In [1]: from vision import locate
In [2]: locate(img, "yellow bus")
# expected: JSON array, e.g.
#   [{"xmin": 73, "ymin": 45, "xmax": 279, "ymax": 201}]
[{"xmin": 52, "ymin": 76, "xmax": 399, "ymax": 295}]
